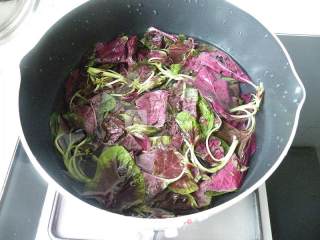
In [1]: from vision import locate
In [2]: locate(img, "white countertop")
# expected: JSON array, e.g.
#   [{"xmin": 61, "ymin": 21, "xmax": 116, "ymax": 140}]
[{"xmin": 0, "ymin": 0, "xmax": 319, "ymax": 194}]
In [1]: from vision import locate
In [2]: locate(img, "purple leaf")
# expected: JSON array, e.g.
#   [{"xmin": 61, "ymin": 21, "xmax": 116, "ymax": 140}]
[
  {"xmin": 147, "ymin": 26, "xmax": 178, "ymax": 43},
  {"xmin": 195, "ymin": 138, "xmax": 225, "ymax": 165},
  {"xmin": 75, "ymin": 105, "xmax": 97, "ymax": 134},
  {"xmin": 168, "ymin": 81, "xmax": 183, "ymax": 112},
  {"xmin": 134, "ymin": 135, "xmax": 151, "ymax": 151},
  {"xmin": 126, "ymin": 35, "xmax": 138, "ymax": 66},
  {"xmin": 143, "ymin": 172, "xmax": 167, "ymax": 199},
  {"xmin": 136, "ymin": 64, "xmax": 154, "ymax": 81},
  {"xmin": 135, "ymin": 90, "xmax": 169, "ymax": 127},
  {"xmin": 95, "ymin": 36, "xmax": 128, "ymax": 64},
  {"xmin": 101, "ymin": 115, "xmax": 125, "ymax": 144},
  {"xmin": 137, "ymin": 149, "xmax": 184, "ymax": 179},
  {"xmin": 215, "ymin": 121, "xmax": 255, "ymax": 166},
  {"xmin": 182, "ymin": 88, "xmax": 198, "ymax": 117},
  {"xmin": 168, "ymin": 38, "xmax": 194, "ymax": 63},
  {"xmin": 187, "ymin": 51, "xmax": 250, "ymax": 83},
  {"xmin": 136, "ymin": 49, "xmax": 170, "ymax": 64},
  {"xmin": 119, "ymin": 134, "xmax": 143, "ymax": 153},
  {"xmin": 65, "ymin": 69, "xmax": 80, "ymax": 101},
  {"xmin": 194, "ymin": 155, "xmax": 243, "ymax": 207},
  {"xmin": 193, "ymin": 67, "xmax": 231, "ymax": 116}
]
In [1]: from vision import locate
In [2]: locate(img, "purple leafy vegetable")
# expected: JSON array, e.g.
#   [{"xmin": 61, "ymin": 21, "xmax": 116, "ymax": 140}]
[
  {"xmin": 95, "ymin": 36, "xmax": 128, "ymax": 64},
  {"xmin": 50, "ymin": 27, "xmax": 263, "ymax": 217},
  {"xmin": 194, "ymin": 154, "xmax": 243, "ymax": 207},
  {"xmin": 126, "ymin": 35, "xmax": 138, "ymax": 66},
  {"xmin": 137, "ymin": 149, "xmax": 184, "ymax": 179},
  {"xmin": 135, "ymin": 90, "xmax": 169, "ymax": 127},
  {"xmin": 84, "ymin": 146, "xmax": 145, "ymax": 211}
]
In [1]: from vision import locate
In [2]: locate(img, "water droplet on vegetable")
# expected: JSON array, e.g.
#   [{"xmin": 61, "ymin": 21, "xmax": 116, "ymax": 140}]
[
  {"xmin": 280, "ymin": 138, "xmax": 284, "ymax": 143},
  {"xmin": 286, "ymin": 121, "xmax": 290, "ymax": 126},
  {"xmin": 222, "ymin": 19, "xmax": 227, "ymax": 24},
  {"xmin": 239, "ymin": 31, "xmax": 242, "ymax": 36},
  {"xmin": 284, "ymin": 108, "xmax": 288, "ymax": 113},
  {"xmin": 138, "ymin": 3, "xmax": 143, "ymax": 7},
  {"xmin": 273, "ymin": 113, "xmax": 277, "ymax": 117},
  {"xmin": 270, "ymin": 74, "xmax": 274, "ymax": 78},
  {"xmin": 295, "ymin": 87, "xmax": 301, "ymax": 94},
  {"xmin": 276, "ymin": 136, "xmax": 280, "ymax": 140},
  {"xmin": 264, "ymin": 34, "xmax": 269, "ymax": 38},
  {"xmin": 152, "ymin": 9, "xmax": 158, "ymax": 15},
  {"xmin": 136, "ymin": 8, "xmax": 140, "ymax": 12},
  {"xmin": 49, "ymin": 56, "xmax": 52, "ymax": 61},
  {"xmin": 39, "ymin": 68, "xmax": 43, "ymax": 72},
  {"xmin": 282, "ymin": 95, "xmax": 286, "ymax": 99},
  {"xmin": 85, "ymin": 19, "xmax": 89, "ymax": 23},
  {"xmin": 293, "ymin": 98, "xmax": 298, "ymax": 103},
  {"xmin": 194, "ymin": 0, "xmax": 199, "ymax": 3},
  {"xmin": 229, "ymin": 9, "xmax": 233, "ymax": 14},
  {"xmin": 276, "ymin": 83, "xmax": 280, "ymax": 88},
  {"xmin": 284, "ymin": 90, "xmax": 288, "ymax": 94},
  {"xmin": 127, "ymin": 4, "xmax": 131, "ymax": 8}
]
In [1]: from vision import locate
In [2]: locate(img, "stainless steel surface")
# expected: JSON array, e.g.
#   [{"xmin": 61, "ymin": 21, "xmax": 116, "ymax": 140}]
[
  {"xmin": 0, "ymin": 142, "xmax": 47, "ymax": 240},
  {"xmin": 44, "ymin": 186, "xmax": 271, "ymax": 240}
]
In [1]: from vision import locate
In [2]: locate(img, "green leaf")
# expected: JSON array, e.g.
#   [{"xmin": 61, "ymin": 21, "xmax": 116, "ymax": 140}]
[
  {"xmin": 150, "ymin": 136, "xmax": 171, "ymax": 146},
  {"xmin": 175, "ymin": 111, "xmax": 199, "ymax": 135},
  {"xmin": 184, "ymin": 87, "xmax": 198, "ymax": 102},
  {"xmin": 87, "ymin": 145, "xmax": 145, "ymax": 210},
  {"xmin": 126, "ymin": 124, "xmax": 159, "ymax": 136},
  {"xmin": 131, "ymin": 75, "xmax": 166, "ymax": 94},
  {"xmin": 50, "ymin": 112, "xmax": 63, "ymax": 138},
  {"xmin": 98, "ymin": 93, "xmax": 116, "ymax": 118},
  {"xmin": 170, "ymin": 64, "xmax": 181, "ymax": 75},
  {"xmin": 185, "ymin": 193, "xmax": 198, "ymax": 208},
  {"xmin": 62, "ymin": 112, "xmax": 83, "ymax": 130},
  {"xmin": 198, "ymin": 96, "xmax": 215, "ymax": 137},
  {"xmin": 168, "ymin": 174, "xmax": 198, "ymax": 194},
  {"xmin": 178, "ymin": 34, "xmax": 187, "ymax": 42}
]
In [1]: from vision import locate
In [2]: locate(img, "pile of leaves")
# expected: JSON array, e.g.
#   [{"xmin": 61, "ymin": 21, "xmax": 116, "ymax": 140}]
[{"xmin": 50, "ymin": 27, "xmax": 264, "ymax": 218}]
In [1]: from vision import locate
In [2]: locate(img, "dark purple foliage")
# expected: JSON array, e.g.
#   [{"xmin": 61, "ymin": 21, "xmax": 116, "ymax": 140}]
[
  {"xmin": 195, "ymin": 138, "xmax": 225, "ymax": 165},
  {"xmin": 168, "ymin": 38, "xmax": 194, "ymax": 63},
  {"xmin": 119, "ymin": 134, "xmax": 143, "ymax": 153},
  {"xmin": 65, "ymin": 69, "xmax": 80, "ymax": 101},
  {"xmin": 95, "ymin": 36, "xmax": 128, "ymax": 64},
  {"xmin": 143, "ymin": 172, "xmax": 166, "ymax": 199},
  {"xmin": 193, "ymin": 67, "xmax": 231, "ymax": 116},
  {"xmin": 168, "ymin": 81, "xmax": 183, "ymax": 112},
  {"xmin": 135, "ymin": 90, "xmax": 169, "ymax": 127},
  {"xmin": 75, "ymin": 105, "xmax": 97, "ymax": 134},
  {"xmin": 126, "ymin": 36, "xmax": 138, "ymax": 66},
  {"xmin": 186, "ymin": 51, "xmax": 250, "ymax": 83},
  {"xmin": 182, "ymin": 88, "xmax": 198, "ymax": 117},
  {"xmin": 137, "ymin": 149, "xmax": 184, "ymax": 179},
  {"xmin": 147, "ymin": 26, "xmax": 178, "ymax": 43},
  {"xmin": 101, "ymin": 115, "xmax": 125, "ymax": 144},
  {"xmin": 194, "ymin": 155, "xmax": 243, "ymax": 207},
  {"xmin": 134, "ymin": 135, "xmax": 151, "ymax": 151}
]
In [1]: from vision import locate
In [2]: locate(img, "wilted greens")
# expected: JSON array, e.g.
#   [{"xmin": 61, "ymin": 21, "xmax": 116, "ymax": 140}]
[{"xmin": 50, "ymin": 27, "xmax": 264, "ymax": 218}]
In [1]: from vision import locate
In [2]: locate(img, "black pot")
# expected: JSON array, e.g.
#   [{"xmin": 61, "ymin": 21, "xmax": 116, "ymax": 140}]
[{"xmin": 19, "ymin": 0, "xmax": 305, "ymax": 229}]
